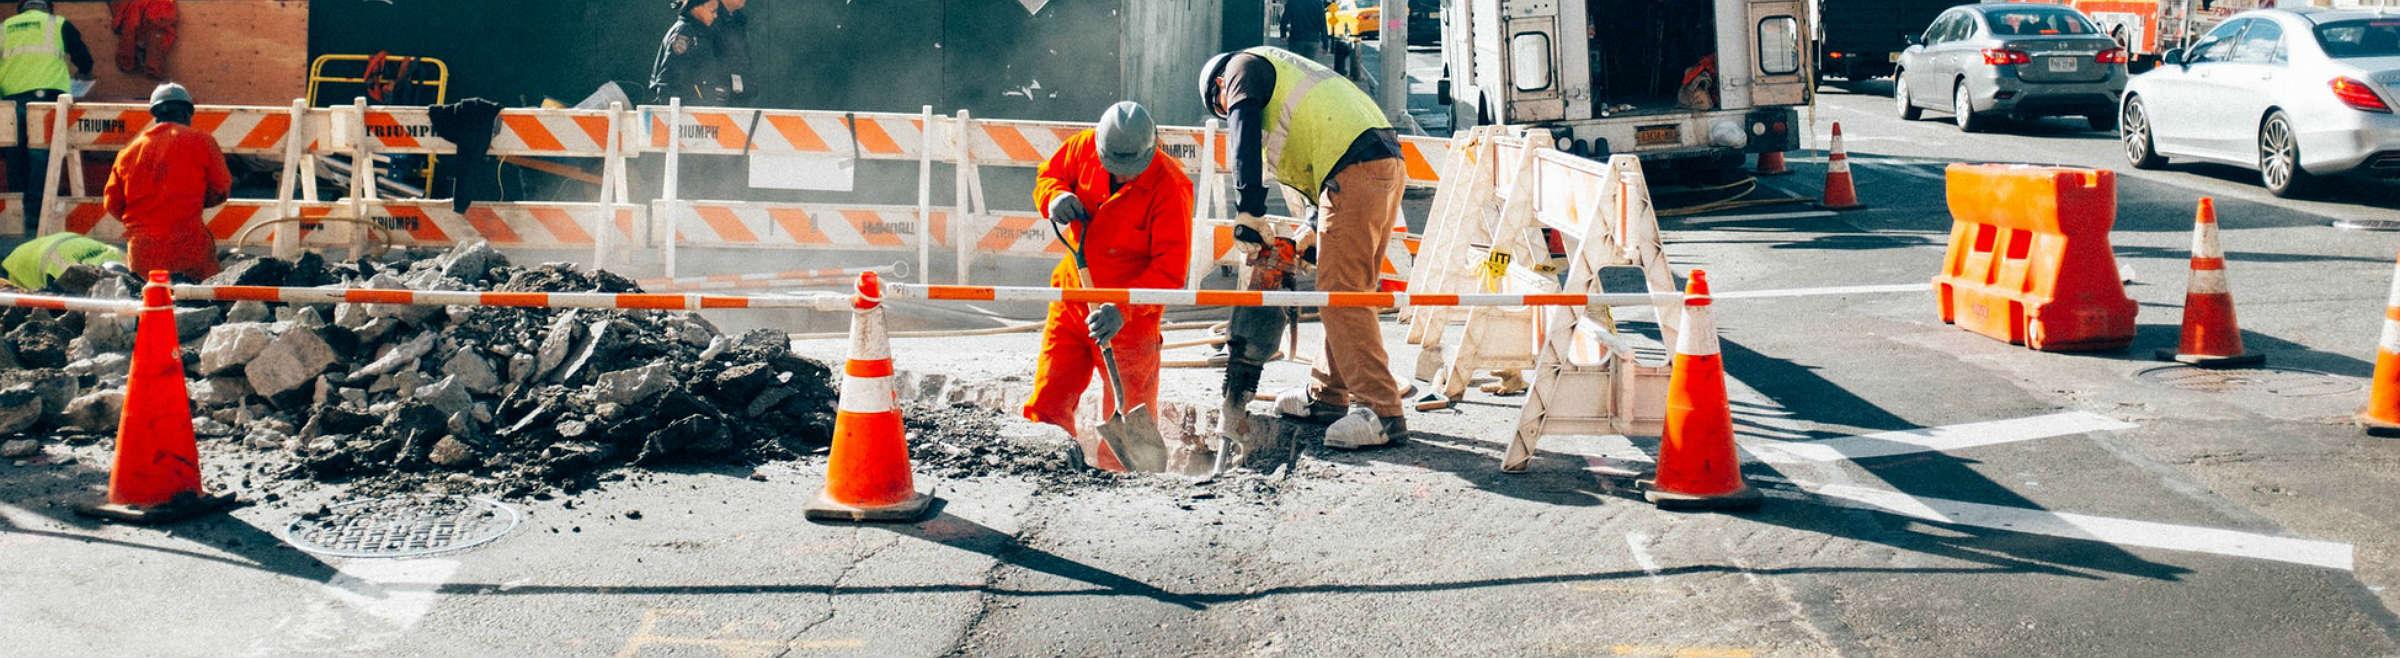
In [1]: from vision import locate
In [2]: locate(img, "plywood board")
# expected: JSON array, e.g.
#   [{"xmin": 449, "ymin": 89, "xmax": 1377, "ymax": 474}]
[{"xmin": 55, "ymin": 0, "xmax": 308, "ymax": 106}]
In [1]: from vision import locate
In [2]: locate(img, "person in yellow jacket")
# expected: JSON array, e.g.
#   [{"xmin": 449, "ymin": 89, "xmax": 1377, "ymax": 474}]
[
  {"xmin": 1198, "ymin": 45, "xmax": 1409, "ymax": 447},
  {"xmin": 0, "ymin": 0, "xmax": 96, "ymax": 234},
  {"xmin": 3, "ymin": 230, "xmax": 120, "ymax": 290}
]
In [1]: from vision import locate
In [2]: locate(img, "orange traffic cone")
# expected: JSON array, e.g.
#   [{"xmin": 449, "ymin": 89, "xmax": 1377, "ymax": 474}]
[
  {"xmin": 1819, "ymin": 123, "xmax": 1863, "ymax": 210},
  {"xmin": 1644, "ymin": 270, "xmax": 1761, "ymax": 511},
  {"xmin": 79, "ymin": 271, "xmax": 234, "ymax": 523},
  {"xmin": 1755, "ymin": 150, "xmax": 1792, "ymax": 176},
  {"xmin": 2360, "ymin": 251, "xmax": 2400, "ymax": 437},
  {"xmin": 2157, "ymin": 198, "xmax": 2264, "ymax": 368},
  {"xmin": 805, "ymin": 271, "xmax": 935, "ymax": 522}
]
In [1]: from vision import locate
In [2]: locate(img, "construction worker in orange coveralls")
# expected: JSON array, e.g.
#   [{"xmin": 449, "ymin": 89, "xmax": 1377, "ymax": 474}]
[
  {"xmin": 1023, "ymin": 102, "xmax": 1194, "ymax": 469},
  {"xmin": 102, "ymin": 82, "xmax": 230, "ymax": 280}
]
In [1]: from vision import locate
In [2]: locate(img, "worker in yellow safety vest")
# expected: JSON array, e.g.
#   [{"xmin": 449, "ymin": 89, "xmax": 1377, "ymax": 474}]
[
  {"xmin": 2, "ymin": 230, "xmax": 120, "ymax": 291},
  {"xmin": 0, "ymin": 0, "xmax": 95, "ymax": 235},
  {"xmin": 1198, "ymin": 45, "xmax": 1410, "ymax": 448}
]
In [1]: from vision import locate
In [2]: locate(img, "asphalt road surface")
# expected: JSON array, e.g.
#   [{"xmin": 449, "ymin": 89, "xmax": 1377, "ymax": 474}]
[{"xmin": 8, "ymin": 82, "xmax": 2400, "ymax": 656}]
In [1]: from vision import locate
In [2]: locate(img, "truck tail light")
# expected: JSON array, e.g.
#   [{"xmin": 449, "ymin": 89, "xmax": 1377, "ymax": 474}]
[
  {"xmin": 2331, "ymin": 77, "xmax": 2392, "ymax": 113},
  {"xmin": 2096, "ymin": 48, "xmax": 2129, "ymax": 64},
  {"xmin": 1981, "ymin": 49, "xmax": 2031, "ymax": 66}
]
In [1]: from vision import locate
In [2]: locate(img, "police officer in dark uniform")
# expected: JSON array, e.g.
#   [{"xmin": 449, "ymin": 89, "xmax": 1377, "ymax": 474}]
[
  {"xmin": 647, "ymin": 0, "xmax": 750, "ymax": 106},
  {"xmin": 644, "ymin": 0, "xmax": 752, "ymax": 200}
]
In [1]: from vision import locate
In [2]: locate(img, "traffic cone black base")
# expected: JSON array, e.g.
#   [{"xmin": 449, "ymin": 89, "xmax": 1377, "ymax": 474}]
[
  {"xmin": 2360, "ymin": 418, "xmax": 2400, "ymax": 438},
  {"xmin": 1640, "ymin": 481, "xmax": 1763, "ymax": 511},
  {"xmin": 2152, "ymin": 349, "xmax": 2265, "ymax": 369},
  {"xmin": 77, "ymin": 491, "xmax": 239, "ymax": 524},
  {"xmin": 804, "ymin": 486, "xmax": 935, "ymax": 523}
]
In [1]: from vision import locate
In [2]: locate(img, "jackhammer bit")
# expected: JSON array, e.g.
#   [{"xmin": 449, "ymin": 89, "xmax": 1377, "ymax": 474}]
[{"xmin": 1210, "ymin": 236, "xmax": 1304, "ymax": 479}]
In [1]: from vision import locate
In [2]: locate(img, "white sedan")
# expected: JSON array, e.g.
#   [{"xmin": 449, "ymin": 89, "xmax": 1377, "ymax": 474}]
[{"xmin": 2120, "ymin": 9, "xmax": 2400, "ymax": 197}]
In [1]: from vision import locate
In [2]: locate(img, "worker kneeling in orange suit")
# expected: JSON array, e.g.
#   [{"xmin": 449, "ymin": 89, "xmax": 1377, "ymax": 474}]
[{"xmin": 1021, "ymin": 102, "xmax": 1194, "ymax": 468}]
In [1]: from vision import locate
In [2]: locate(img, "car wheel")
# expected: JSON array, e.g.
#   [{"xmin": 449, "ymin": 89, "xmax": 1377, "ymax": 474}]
[
  {"xmin": 1953, "ymin": 82, "xmax": 1985, "ymax": 132},
  {"xmin": 1895, "ymin": 71, "xmax": 1922, "ymax": 120},
  {"xmin": 2259, "ymin": 110, "xmax": 2314, "ymax": 198},
  {"xmin": 2121, "ymin": 95, "xmax": 2164, "ymax": 170}
]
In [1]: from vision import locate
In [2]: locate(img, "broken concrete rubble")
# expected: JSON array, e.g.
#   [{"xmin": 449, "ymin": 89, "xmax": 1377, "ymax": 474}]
[
  {"xmin": 246, "ymin": 325, "xmax": 339, "ymax": 402},
  {"xmin": 2, "ymin": 244, "xmax": 848, "ymax": 500},
  {"xmin": 196, "ymin": 322, "xmax": 279, "ymax": 376}
]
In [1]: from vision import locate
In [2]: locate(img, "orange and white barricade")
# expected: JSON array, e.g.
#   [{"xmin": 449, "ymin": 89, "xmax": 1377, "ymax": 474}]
[
  {"xmin": 30, "ymin": 98, "xmax": 325, "ymax": 245},
  {"xmin": 1503, "ymin": 154, "xmax": 1685, "ymax": 473},
  {"xmin": 326, "ymin": 99, "xmax": 640, "ymax": 265}
]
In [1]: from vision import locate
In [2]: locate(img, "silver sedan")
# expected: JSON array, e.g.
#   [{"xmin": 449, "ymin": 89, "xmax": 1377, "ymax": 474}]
[
  {"xmin": 1895, "ymin": 3, "xmax": 2129, "ymax": 132},
  {"xmin": 2121, "ymin": 9, "xmax": 2400, "ymax": 197}
]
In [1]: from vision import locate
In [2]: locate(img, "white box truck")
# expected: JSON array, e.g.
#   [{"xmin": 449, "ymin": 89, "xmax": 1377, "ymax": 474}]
[{"xmin": 1439, "ymin": 0, "xmax": 1813, "ymax": 179}]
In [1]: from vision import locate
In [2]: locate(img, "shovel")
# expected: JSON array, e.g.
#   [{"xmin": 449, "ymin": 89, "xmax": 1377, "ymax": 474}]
[{"xmin": 1050, "ymin": 217, "xmax": 1170, "ymax": 473}]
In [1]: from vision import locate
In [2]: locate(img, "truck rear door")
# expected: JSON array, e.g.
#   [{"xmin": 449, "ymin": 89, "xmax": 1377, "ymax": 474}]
[
  {"xmin": 1497, "ymin": 0, "xmax": 1566, "ymax": 122},
  {"xmin": 1749, "ymin": 0, "xmax": 1812, "ymax": 106}
]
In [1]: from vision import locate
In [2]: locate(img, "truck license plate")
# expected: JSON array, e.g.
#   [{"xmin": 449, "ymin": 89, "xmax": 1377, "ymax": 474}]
[
  {"xmin": 1635, "ymin": 124, "xmax": 1679, "ymax": 147},
  {"xmin": 2047, "ymin": 57, "xmax": 2077, "ymax": 72}
]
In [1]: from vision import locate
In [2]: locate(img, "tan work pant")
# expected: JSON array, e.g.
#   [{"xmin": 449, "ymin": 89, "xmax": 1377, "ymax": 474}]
[{"xmin": 1308, "ymin": 157, "xmax": 1407, "ymax": 418}]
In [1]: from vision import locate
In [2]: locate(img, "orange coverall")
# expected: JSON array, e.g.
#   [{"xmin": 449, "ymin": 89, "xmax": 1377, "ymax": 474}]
[
  {"xmin": 103, "ymin": 121, "xmax": 230, "ymax": 280},
  {"xmin": 1022, "ymin": 130, "xmax": 1194, "ymax": 437}
]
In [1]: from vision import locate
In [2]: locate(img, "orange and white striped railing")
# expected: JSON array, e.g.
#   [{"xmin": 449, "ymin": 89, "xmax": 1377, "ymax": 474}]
[
  {"xmin": 887, "ymin": 283, "xmax": 1676, "ymax": 308},
  {"xmin": 169, "ymin": 284, "xmax": 851, "ymax": 312},
  {"xmin": 0, "ymin": 291, "xmax": 143, "ymax": 315}
]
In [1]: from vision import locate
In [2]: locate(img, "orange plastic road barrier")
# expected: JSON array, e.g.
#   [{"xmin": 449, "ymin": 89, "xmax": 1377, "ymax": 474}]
[
  {"xmin": 805, "ymin": 271, "xmax": 936, "ymax": 523},
  {"xmin": 1644, "ymin": 270, "xmax": 1761, "ymax": 511},
  {"xmin": 79, "ymin": 272, "xmax": 235, "ymax": 523},
  {"xmin": 2359, "ymin": 251, "xmax": 2400, "ymax": 436},
  {"xmin": 2157, "ymin": 198, "xmax": 2263, "ymax": 367},
  {"xmin": 1933, "ymin": 165, "xmax": 2135, "ymax": 351},
  {"xmin": 1755, "ymin": 150, "xmax": 1791, "ymax": 176},
  {"xmin": 1819, "ymin": 123, "xmax": 1862, "ymax": 210}
]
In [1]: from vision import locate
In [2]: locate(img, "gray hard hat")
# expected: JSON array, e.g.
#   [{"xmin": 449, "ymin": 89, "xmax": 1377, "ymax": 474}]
[
  {"xmin": 1093, "ymin": 101, "xmax": 1156, "ymax": 179},
  {"xmin": 19, "ymin": 0, "xmax": 50, "ymax": 11},
  {"xmin": 148, "ymin": 83, "xmax": 193, "ymax": 110}
]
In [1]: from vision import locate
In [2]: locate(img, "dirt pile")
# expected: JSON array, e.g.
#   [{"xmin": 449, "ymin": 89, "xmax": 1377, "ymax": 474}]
[
  {"xmin": 904, "ymin": 401, "xmax": 1118, "ymax": 488},
  {"xmin": 0, "ymin": 242, "xmax": 839, "ymax": 498}
]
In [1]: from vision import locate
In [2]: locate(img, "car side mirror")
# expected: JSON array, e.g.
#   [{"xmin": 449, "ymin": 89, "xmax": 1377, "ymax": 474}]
[
  {"xmin": 1904, "ymin": 34, "xmax": 1921, "ymax": 46},
  {"xmin": 1437, "ymin": 78, "xmax": 1452, "ymax": 105},
  {"xmin": 2161, "ymin": 47, "xmax": 2184, "ymax": 65}
]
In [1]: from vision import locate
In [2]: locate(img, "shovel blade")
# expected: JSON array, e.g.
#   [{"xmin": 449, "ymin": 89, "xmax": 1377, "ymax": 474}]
[{"xmin": 1098, "ymin": 404, "xmax": 1169, "ymax": 472}]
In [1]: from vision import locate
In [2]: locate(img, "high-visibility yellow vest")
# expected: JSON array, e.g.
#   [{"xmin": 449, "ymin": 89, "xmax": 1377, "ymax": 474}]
[
  {"xmin": 4, "ymin": 231, "xmax": 122, "ymax": 290},
  {"xmin": 1246, "ymin": 46, "xmax": 1389, "ymax": 202},
  {"xmin": 0, "ymin": 10, "xmax": 70, "ymax": 97}
]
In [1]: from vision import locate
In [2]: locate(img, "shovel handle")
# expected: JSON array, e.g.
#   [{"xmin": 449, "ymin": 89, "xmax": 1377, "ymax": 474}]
[
  {"xmin": 1098, "ymin": 344, "xmax": 1132, "ymax": 416},
  {"xmin": 1051, "ymin": 214, "xmax": 1133, "ymax": 417}
]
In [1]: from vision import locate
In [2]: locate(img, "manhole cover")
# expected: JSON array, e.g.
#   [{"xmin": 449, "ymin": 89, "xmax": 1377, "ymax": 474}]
[
  {"xmin": 2134, "ymin": 366, "xmax": 2361, "ymax": 397},
  {"xmin": 283, "ymin": 496, "xmax": 520, "ymax": 558}
]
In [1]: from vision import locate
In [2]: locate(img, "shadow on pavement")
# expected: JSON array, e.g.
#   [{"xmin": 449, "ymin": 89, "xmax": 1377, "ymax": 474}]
[
  {"xmin": 1710, "ymin": 336, "xmax": 2194, "ymax": 581},
  {"xmin": 2126, "ymin": 323, "xmax": 2375, "ymax": 378},
  {"xmin": 0, "ymin": 449, "xmax": 342, "ymax": 584}
]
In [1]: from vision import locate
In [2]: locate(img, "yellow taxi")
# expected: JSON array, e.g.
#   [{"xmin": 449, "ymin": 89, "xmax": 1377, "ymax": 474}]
[{"xmin": 1326, "ymin": 0, "xmax": 1382, "ymax": 39}]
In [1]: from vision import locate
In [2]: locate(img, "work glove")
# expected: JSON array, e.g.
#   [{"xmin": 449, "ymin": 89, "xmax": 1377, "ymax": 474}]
[
  {"xmin": 1232, "ymin": 212, "xmax": 1271, "ymax": 256},
  {"xmin": 1048, "ymin": 193, "xmax": 1090, "ymax": 226},
  {"xmin": 1087, "ymin": 303, "xmax": 1124, "ymax": 343}
]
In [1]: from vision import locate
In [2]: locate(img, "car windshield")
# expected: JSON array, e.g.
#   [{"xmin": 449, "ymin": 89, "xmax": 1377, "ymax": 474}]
[
  {"xmin": 2315, "ymin": 19, "xmax": 2400, "ymax": 59},
  {"xmin": 1985, "ymin": 8, "xmax": 2097, "ymax": 36}
]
